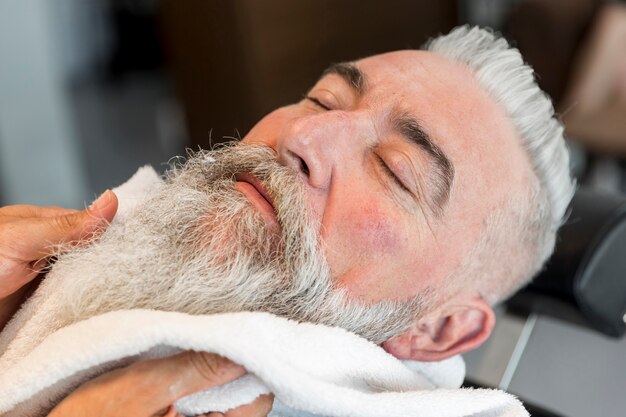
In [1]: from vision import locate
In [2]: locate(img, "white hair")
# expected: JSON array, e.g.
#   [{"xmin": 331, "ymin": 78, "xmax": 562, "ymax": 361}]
[{"xmin": 425, "ymin": 26, "xmax": 575, "ymax": 303}]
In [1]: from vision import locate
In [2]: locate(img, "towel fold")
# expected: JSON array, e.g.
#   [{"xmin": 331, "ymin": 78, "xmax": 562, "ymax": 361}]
[
  {"xmin": 0, "ymin": 309, "xmax": 527, "ymax": 417},
  {"xmin": 0, "ymin": 167, "xmax": 529, "ymax": 417}
]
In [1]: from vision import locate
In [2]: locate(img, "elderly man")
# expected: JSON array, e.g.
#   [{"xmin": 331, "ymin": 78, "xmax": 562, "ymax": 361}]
[{"xmin": 0, "ymin": 26, "xmax": 573, "ymax": 416}]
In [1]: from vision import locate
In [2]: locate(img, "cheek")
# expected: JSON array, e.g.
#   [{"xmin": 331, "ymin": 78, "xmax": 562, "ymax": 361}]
[
  {"xmin": 349, "ymin": 206, "xmax": 404, "ymax": 255},
  {"xmin": 322, "ymin": 201, "xmax": 408, "ymax": 290}
]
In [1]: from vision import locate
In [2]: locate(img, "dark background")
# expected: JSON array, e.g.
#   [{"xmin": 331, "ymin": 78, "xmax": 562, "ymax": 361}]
[{"xmin": 0, "ymin": 0, "xmax": 613, "ymax": 207}]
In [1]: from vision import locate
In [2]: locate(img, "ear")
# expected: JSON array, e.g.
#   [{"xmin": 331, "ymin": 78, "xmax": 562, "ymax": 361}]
[{"xmin": 382, "ymin": 295, "xmax": 495, "ymax": 362}]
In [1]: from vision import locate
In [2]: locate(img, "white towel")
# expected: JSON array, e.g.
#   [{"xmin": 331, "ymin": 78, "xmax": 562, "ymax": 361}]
[{"xmin": 0, "ymin": 167, "xmax": 529, "ymax": 417}]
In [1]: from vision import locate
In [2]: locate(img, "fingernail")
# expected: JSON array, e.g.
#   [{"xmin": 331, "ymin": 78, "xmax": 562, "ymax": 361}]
[{"xmin": 89, "ymin": 190, "xmax": 112, "ymax": 211}]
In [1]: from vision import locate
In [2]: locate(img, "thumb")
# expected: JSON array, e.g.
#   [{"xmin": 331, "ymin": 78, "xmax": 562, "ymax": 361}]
[{"xmin": 26, "ymin": 190, "xmax": 118, "ymax": 258}]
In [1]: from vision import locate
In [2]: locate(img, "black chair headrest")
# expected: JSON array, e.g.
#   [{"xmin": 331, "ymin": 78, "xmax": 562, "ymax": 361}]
[{"xmin": 508, "ymin": 188, "xmax": 626, "ymax": 337}]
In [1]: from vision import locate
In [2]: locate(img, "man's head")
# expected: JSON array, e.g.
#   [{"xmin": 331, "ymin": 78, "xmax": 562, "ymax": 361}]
[
  {"xmin": 239, "ymin": 26, "xmax": 574, "ymax": 359},
  {"xmin": 52, "ymin": 26, "xmax": 572, "ymax": 361}
]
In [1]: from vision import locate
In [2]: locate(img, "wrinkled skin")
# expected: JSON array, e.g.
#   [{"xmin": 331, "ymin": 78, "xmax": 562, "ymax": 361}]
[{"xmin": 0, "ymin": 50, "xmax": 534, "ymax": 416}]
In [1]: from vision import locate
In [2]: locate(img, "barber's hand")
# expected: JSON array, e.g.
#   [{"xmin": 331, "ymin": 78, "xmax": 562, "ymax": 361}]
[
  {"xmin": 47, "ymin": 351, "xmax": 274, "ymax": 417},
  {"xmin": 0, "ymin": 190, "xmax": 118, "ymax": 299}
]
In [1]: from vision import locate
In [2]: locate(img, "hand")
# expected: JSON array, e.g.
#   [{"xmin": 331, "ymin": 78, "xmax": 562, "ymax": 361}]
[
  {"xmin": 0, "ymin": 191, "xmax": 118, "ymax": 331},
  {"xmin": 0, "ymin": 190, "xmax": 118, "ymax": 299},
  {"xmin": 47, "ymin": 351, "xmax": 274, "ymax": 417}
]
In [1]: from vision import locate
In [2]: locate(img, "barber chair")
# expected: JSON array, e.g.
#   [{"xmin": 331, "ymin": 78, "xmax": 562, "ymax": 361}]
[
  {"xmin": 464, "ymin": 187, "xmax": 626, "ymax": 416},
  {"xmin": 510, "ymin": 187, "xmax": 626, "ymax": 337}
]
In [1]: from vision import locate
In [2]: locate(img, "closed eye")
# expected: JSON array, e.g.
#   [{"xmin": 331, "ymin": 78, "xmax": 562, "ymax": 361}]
[
  {"xmin": 305, "ymin": 96, "xmax": 332, "ymax": 111},
  {"xmin": 375, "ymin": 154, "xmax": 412, "ymax": 195}
]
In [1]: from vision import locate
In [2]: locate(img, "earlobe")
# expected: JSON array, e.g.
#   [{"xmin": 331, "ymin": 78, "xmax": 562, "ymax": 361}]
[{"xmin": 382, "ymin": 296, "xmax": 495, "ymax": 362}]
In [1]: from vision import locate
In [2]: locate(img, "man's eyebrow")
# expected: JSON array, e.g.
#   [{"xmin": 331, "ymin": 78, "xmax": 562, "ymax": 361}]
[
  {"xmin": 391, "ymin": 110, "xmax": 455, "ymax": 216},
  {"xmin": 322, "ymin": 62, "xmax": 366, "ymax": 95}
]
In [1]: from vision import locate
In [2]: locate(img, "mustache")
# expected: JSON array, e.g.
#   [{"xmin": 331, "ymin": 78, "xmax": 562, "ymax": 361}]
[
  {"xmin": 167, "ymin": 143, "xmax": 321, "ymax": 268},
  {"xmin": 169, "ymin": 143, "xmax": 307, "ymax": 229},
  {"xmin": 41, "ymin": 143, "xmax": 426, "ymax": 346}
]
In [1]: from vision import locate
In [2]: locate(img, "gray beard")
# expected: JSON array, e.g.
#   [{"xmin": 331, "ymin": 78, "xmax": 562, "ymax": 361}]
[{"xmin": 52, "ymin": 144, "xmax": 428, "ymax": 343}]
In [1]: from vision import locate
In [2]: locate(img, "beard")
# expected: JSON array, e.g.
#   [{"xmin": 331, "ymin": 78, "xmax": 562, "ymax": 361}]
[{"xmin": 52, "ymin": 143, "xmax": 428, "ymax": 344}]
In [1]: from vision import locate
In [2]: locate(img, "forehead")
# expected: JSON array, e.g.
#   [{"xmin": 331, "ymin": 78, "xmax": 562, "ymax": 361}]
[
  {"xmin": 340, "ymin": 51, "xmax": 532, "ymax": 241},
  {"xmin": 354, "ymin": 51, "xmax": 503, "ymax": 148},
  {"xmin": 356, "ymin": 50, "xmax": 470, "ymax": 94},
  {"xmin": 352, "ymin": 50, "xmax": 531, "ymax": 197}
]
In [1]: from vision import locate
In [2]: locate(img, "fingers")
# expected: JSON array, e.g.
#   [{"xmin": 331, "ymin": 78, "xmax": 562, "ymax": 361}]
[
  {"xmin": 224, "ymin": 394, "xmax": 274, "ymax": 417},
  {"xmin": 118, "ymin": 351, "xmax": 247, "ymax": 412},
  {"xmin": 0, "ymin": 205, "xmax": 78, "ymax": 219},
  {"xmin": 0, "ymin": 260, "xmax": 41, "ymax": 298},
  {"xmin": 150, "ymin": 352, "xmax": 274, "ymax": 417},
  {"xmin": 172, "ymin": 351, "xmax": 248, "ymax": 400},
  {"xmin": 44, "ymin": 190, "xmax": 118, "ymax": 248},
  {"xmin": 7, "ymin": 190, "xmax": 118, "ymax": 259},
  {"xmin": 150, "ymin": 405, "xmax": 181, "ymax": 417},
  {"xmin": 0, "ymin": 191, "xmax": 118, "ymax": 298},
  {"xmin": 48, "ymin": 351, "xmax": 247, "ymax": 417},
  {"xmin": 197, "ymin": 394, "xmax": 275, "ymax": 417}
]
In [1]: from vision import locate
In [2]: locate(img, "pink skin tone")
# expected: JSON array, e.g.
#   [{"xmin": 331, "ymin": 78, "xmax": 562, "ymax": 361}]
[
  {"xmin": 0, "ymin": 50, "xmax": 537, "ymax": 417},
  {"xmin": 241, "ymin": 50, "xmax": 534, "ymax": 361},
  {"xmin": 234, "ymin": 173, "xmax": 281, "ymax": 232}
]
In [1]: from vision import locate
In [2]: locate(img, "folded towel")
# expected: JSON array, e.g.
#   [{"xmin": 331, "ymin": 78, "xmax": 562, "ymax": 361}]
[
  {"xmin": 0, "ymin": 167, "xmax": 529, "ymax": 417},
  {"xmin": 0, "ymin": 166, "xmax": 164, "ymax": 366},
  {"xmin": 0, "ymin": 309, "xmax": 528, "ymax": 417}
]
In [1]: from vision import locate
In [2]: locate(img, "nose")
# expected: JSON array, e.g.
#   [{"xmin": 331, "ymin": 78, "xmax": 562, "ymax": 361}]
[{"xmin": 276, "ymin": 111, "xmax": 371, "ymax": 191}]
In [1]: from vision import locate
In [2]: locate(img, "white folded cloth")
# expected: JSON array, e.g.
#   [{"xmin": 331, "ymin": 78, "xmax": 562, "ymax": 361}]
[
  {"xmin": 0, "ymin": 309, "xmax": 527, "ymax": 417},
  {"xmin": 0, "ymin": 167, "xmax": 529, "ymax": 417}
]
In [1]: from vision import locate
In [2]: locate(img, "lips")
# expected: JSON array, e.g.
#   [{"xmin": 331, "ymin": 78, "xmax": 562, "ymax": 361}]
[{"xmin": 234, "ymin": 173, "xmax": 278, "ymax": 228}]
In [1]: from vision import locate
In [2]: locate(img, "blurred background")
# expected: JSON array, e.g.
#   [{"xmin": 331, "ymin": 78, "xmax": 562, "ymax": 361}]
[
  {"xmin": 0, "ymin": 1, "xmax": 625, "ymax": 416},
  {"xmin": 3, "ymin": 0, "xmax": 625, "ymax": 209}
]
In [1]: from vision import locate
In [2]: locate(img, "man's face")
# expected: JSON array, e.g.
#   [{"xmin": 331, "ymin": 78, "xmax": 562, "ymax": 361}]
[
  {"xmin": 49, "ymin": 144, "xmax": 425, "ymax": 345},
  {"xmin": 38, "ymin": 50, "xmax": 532, "ymax": 352},
  {"xmin": 242, "ymin": 50, "xmax": 533, "ymax": 304}
]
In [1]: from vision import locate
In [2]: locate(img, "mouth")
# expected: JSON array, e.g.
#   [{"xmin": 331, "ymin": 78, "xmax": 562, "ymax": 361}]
[{"xmin": 234, "ymin": 173, "xmax": 279, "ymax": 229}]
